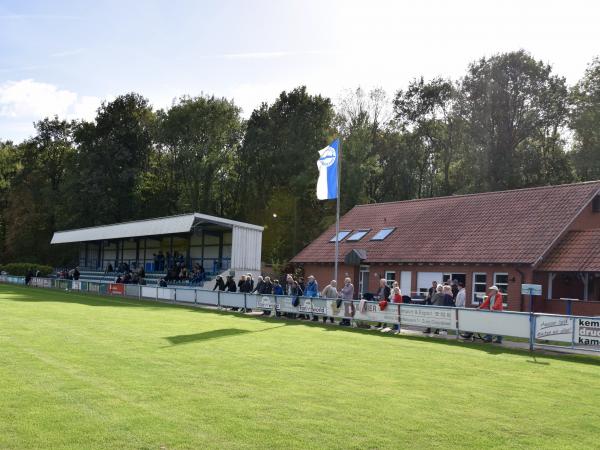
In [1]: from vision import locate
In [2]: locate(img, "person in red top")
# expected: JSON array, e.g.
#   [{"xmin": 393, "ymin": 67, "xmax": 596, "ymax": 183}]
[{"xmin": 479, "ymin": 285, "xmax": 504, "ymax": 343}]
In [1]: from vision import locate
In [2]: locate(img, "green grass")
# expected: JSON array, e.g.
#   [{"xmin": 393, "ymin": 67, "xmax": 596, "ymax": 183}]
[{"xmin": 1, "ymin": 285, "xmax": 599, "ymax": 450}]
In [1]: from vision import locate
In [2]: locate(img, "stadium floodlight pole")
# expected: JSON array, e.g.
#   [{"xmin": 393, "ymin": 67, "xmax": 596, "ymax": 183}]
[{"xmin": 334, "ymin": 138, "xmax": 341, "ymax": 284}]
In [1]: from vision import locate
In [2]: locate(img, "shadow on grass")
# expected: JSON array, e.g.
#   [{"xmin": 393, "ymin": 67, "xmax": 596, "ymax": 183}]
[
  {"xmin": 164, "ymin": 325, "xmax": 285, "ymax": 346},
  {"xmin": 3, "ymin": 285, "xmax": 599, "ymax": 366}
]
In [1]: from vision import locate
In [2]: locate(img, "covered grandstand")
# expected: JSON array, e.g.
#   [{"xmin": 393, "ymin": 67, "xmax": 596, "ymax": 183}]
[{"xmin": 50, "ymin": 213, "xmax": 263, "ymax": 285}]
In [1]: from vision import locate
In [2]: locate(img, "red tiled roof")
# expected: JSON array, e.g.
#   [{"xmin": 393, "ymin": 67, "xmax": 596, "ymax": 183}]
[
  {"xmin": 292, "ymin": 181, "xmax": 600, "ymax": 265},
  {"xmin": 537, "ymin": 230, "xmax": 600, "ymax": 272}
]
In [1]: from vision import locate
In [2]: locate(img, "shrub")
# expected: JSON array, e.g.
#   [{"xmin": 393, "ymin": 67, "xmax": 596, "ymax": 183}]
[{"xmin": 0, "ymin": 263, "xmax": 54, "ymax": 277}]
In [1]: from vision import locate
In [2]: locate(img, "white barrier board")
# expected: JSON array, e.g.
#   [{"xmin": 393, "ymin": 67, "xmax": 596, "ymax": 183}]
[
  {"xmin": 354, "ymin": 302, "xmax": 400, "ymax": 323},
  {"xmin": 141, "ymin": 286, "xmax": 157, "ymax": 298},
  {"xmin": 71, "ymin": 280, "xmax": 82, "ymax": 291},
  {"xmin": 220, "ymin": 292, "xmax": 245, "ymax": 308},
  {"xmin": 575, "ymin": 317, "xmax": 600, "ymax": 347},
  {"xmin": 401, "ymin": 305, "xmax": 455, "ymax": 329},
  {"xmin": 157, "ymin": 288, "xmax": 174, "ymax": 300},
  {"xmin": 535, "ymin": 315, "xmax": 573, "ymax": 342},
  {"xmin": 196, "ymin": 290, "xmax": 219, "ymax": 305},
  {"xmin": 124, "ymin": 285, "xmax": 139, "ymax": 297},
  {"xmin": 458, "ymin": 309, "xmax": 530, "ymax": 338},
  {"xmin": 175, "ymin": 289, "xmax": 195, "ymax": 303}
]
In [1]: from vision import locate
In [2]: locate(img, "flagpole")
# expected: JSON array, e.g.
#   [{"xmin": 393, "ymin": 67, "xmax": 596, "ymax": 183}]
[{"xmin": 334, "ymin": 138, "xmax": 341, "ymax": 284}]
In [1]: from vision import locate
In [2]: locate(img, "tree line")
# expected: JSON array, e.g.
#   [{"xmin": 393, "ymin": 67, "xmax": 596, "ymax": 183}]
[{"xmin": 1, "ymin": 50, "xmax": 600, "ymax": 267}]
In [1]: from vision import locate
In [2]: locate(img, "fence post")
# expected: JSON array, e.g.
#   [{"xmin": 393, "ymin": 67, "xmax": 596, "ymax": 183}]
[
  {"xmin": 244, "ymin": 293, "xmax": 247, "ymax": 312},
  {"xmin": 273, "ymin": 295, "xmax": 278, "ymax": 317},
  {"xmin": 217, "ymin": 290, "xmax": 221, "ymax": 309},
  {"xmin": 174, "ymin": 287, "xmax": 177, "ymax": 303},
  {"xmin": 138, "ymin": 285, "xmax": 141, "ymax": 300},
  {"xmin": 194, "ymin": 288, "xmax": 197, "ymax": 304},
  {"xmin": 155, "ymin": 286, "xmax": 158, "ymax": 302},
  {"xmin": 529, "ymin": 313, "xmax": 535, "ymax": 352}
]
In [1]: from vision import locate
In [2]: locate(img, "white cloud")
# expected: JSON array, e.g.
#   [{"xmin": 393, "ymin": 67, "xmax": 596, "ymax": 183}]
[
  {"xmin": 0, "ymin": 79, "xmax": 100, "ymax": 121},
  {"xmin": 0, "ymin": 79, "xmax": 101, "ymax": 142}
]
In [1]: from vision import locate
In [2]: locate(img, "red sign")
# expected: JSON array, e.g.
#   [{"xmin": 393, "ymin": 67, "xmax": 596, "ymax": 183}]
[{"xmin": 108, "ymin": 283, "xmax": 124, "ymax": 295}]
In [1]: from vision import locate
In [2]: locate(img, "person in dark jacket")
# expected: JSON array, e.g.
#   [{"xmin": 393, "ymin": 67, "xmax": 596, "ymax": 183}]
[
  {"xmin": 73, "ymin": 267, "xmax": 80, "ymax": 281},
  {"xmin": 374, "ymin": 278, "xmax": 391, "ymax": 330},
  {"xmin": 253, "ymin": 276, "xmax": 265, "ymax": 294},
  {"xmin": 213, "ymin": 275, "xmax": 226, "ymax": 291},
  {"xmin": 225, "ymin": 276, "xmax": 237, "ymax": 292},
  {"xmin": 237, "ymin": 275, "xmax": 246, "ymax": 292}
]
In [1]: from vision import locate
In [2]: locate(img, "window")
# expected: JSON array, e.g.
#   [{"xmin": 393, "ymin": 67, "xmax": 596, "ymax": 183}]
[
  {"xmin": 494, "ymin": 273, "xmax": 509, "ymax": 305},
  {"xmin": 472, "ymin": 273, "xmax": 487, "ymax": 304},
  {"xmin": 346, "ymin": 229, "xmax": 370, "ymax": 241},
  {"xmin": 371, "ymin": 227, "xmax": 395, "ymax": 241},
  {"xmin": 329, "ymin": 230, "xmax": 351, "ymax": 242},
  {"xmin": 385, "ymin": 271, "xmax": 396, "ymax": 288}
]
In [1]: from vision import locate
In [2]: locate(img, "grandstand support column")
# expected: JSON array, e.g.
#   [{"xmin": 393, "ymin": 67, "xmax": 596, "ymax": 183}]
[
  {"xmin": 143, "ymin": 238, "xmax": 147, "ymax": 270},
  {"xmin": 186, "ymin": 235, "xmax": 191, "ymax": 270},
  {"xmin": 169, "ymin": 236, "xmax": 173, "ymax": 266},
  {"xmin": 135, "ymin": 239, "xmax": 140, "ymax": 268},
  {"xmin": 218, "ymin": 232, "xmax": 223, "ymax": 272}
]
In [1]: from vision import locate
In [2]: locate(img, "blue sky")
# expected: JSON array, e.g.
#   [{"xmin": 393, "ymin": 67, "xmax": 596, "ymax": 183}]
[{"xmin": 1, "ymin": 0, "xmax": 599, "ymax": 142}]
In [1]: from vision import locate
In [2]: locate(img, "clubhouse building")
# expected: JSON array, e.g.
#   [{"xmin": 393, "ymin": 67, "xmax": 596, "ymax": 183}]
[{"xmin": 292, "ymin": 181, "xmax": 600, "ymax": 315}]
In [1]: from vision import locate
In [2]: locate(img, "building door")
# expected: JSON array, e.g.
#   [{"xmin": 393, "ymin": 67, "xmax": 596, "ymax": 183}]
[
  {"xmin": 359, "ymin": 265, "xmax": 370, "ymax": 295},
  {"xmin": 417, "ymin": 272, "xmax": 443, "ymax": 296},
  {"xmin": 400, "ymin": 271, "xmax": 412, "ymax": 296}
]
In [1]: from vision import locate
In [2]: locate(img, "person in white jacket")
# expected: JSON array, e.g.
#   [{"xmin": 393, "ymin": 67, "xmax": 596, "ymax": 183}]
[{"xmin": 455, "ymin": 282, "xmax": 466, "ymax": 308}]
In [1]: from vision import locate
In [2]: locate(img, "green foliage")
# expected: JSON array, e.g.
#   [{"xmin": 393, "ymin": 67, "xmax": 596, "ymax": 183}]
[
  {"xmin": 570, "ymin": 57, "xmax": 600, "ymax": 180},
  {"xmin": 0, "ymin": 51, "xmax": 596, "ymax": 268},
  {"xmin": 0, "ymin": 263, "xmax": 53, "ymax": 276}
]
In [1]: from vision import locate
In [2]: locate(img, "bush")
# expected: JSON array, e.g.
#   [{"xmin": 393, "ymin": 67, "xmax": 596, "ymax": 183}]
[{"xmin": 0, "ymin": 263, "xmax": 54, "ymax": 277}]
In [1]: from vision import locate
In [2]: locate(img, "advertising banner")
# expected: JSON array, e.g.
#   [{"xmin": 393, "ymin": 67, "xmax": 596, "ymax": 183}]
[
  {"xmin": 534, "ymin": 315, "xmax": 573, "ymax": 342},
  {"xmin": 400, "ymin": 305, "xmax": 455, "ymax": 329},
  {"xmin": 108, "ymin": 283, "xmax": 124, "ymax": 295},
  {"xmin": 354, "ymin": 301, "xmax": 400, "ymax": 323},
  {"xmin": 457, "ymin": 309, "xmax": 530, "ymax": 338},
  {"xmin": 575, "ymin": 317, "xmax": 600, "ymax": 347}
]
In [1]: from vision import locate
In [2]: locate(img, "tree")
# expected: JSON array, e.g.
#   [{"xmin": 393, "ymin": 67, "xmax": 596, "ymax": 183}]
[
  {"xmin": 394, "ymin": 77, "xmax": 467, "ymax": 197},
  {"xmin": 3, "ymin": 118, "xmax": 76, "ymax": 263},
  {"xmin": 570, "ymin": 57, "xmax": 600, "ymax": 180},
  {"xmin": 66, "ymin": 93, "xmax": 155, "ymax": 226},
  {"xmin": 461, "ymin": 50, "xmax": 572, "ymax": 191},
  {"xmin": 239, "ymin": 86, "xmax": 335, "ymax": 261},
  {"xmin": 155, "ymin": 95, "xmax": 244, "ymax": 217}
]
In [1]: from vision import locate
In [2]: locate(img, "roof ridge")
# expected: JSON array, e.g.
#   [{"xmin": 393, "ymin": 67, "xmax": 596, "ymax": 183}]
[
  {"xmin": 54, "ymin": 213, "xmax": 197, "ymax": 234},
  {"xmin": 354, "ymin": 180, "xmax": 600, "ymax": 208}
]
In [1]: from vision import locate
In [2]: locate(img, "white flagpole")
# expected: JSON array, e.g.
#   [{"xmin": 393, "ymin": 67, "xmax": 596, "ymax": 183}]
[{"xmin": 334, "ymin": 139, "xmax": 341, "ymax": 284}]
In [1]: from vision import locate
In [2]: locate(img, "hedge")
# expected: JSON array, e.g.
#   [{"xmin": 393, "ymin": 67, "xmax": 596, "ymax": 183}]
[{"xmin": 0, "ymin": 263, "xmax": 54, "ymax": 277}]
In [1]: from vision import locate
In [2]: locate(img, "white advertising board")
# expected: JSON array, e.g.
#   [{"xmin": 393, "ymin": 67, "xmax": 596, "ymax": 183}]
[
  {"xmin": 400, "ymin": 305, "xmax": 455, "ymax": 329},
  {"xmin": 220, "ymin": 292, "xmax": 245, "ymax": 308},
  {"xmin": 196, "ymin": 290, "xmax": 219, "ymax": 305},
  {"xmin": 354, "ymin": 301, "xmax": 400, "ymax": 323},
  {"xmin": 521, "ymin": 284, "xmax": 542, "ymax": 296},
  {"xmin": 141, "ymin": 286, "xmax": 157, "ymax": 299},
  {"xmin": 575, "ymin": 317, "xmax": 600, "ymax": 347},
  {"xmin": 157, "ymin": 288, "xmax": 174, "ymax": 300},
  {"xmin": 458, "ymin": 309, "xmax": 530, "ymax": 338},
  {"xmin": 535, "ymin": 315, "xmax": 573, "ymax": 342},
  {"xmin": 175, "ymin": 289, "xmax": 195, "ymax": 303},
  {"xmin": 71, "ymin": 280, "xmax": 82, "ymax": 291}
]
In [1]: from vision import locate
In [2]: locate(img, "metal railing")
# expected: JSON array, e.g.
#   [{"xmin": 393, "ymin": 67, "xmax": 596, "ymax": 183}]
[{"xmin": 2, "ymin": 275, "xmax": 599, "ymax": 355}]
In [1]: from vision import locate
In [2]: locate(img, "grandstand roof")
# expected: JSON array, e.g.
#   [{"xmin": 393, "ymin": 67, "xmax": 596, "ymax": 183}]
[{"xmin": 51, "ymin": 213, "xmax": 263, "ymax": 244}]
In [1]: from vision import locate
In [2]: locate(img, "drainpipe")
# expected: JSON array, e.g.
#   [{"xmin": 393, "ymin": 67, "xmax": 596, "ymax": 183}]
[{"xmin": 516, "ymin": 267, "xmax": 526, "ymax": 312}]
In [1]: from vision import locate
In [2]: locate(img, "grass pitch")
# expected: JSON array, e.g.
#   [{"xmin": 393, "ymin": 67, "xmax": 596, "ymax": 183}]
[{"xmin": 0, "ymin": 284, "xmax": 599, "ymax": 449}]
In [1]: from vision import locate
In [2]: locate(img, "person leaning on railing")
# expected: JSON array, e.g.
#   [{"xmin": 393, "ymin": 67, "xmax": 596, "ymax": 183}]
[{"xmin": 479, "ymin": 285, "xmax": 504, "ymax": 344}]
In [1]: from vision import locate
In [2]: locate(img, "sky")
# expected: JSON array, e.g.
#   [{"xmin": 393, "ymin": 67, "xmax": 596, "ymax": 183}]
[{"xmin": 1, "ymin": 0, "xmax": 599, "ymax": 142}]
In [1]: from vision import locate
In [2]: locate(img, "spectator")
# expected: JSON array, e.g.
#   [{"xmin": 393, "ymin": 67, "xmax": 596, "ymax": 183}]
[
  {"xmin": 321, "ymin": 280, "xmax": 338, "ymax": 324},
  {"xmin": 339, "ymin": 277, "xmax": 354, "ymax": 326},
  {"xmin": 451, "ymin": 279, "xmax": 459, "ymax": 299},
  {"xmin": 285, "ymin": 274, "xmax": 302, "ymax": 319},
  {"xmin": 273, "ymin": 279, "xmax": 283, "ymax": 295},
  {"xmin": 106, "ymin": 263, "xmax": 114, "ymax": 273},
  {"xmin": 374, "ymin": 278, "xmax": 391, "ymax": 331},
  {"xmin": 263, "ymin": 276, "xmax": 273, "ymax": 294},
  {"xmin": 303, "ymin": 275, "xmax": 319, "ymax": 321},
  {"xmin": 442, "ymin": 285, "xmax": 455, "ymax": 307},
  {"xmin": 392, "ymin": 286, "xmax": 402, "ymax": 334},
  {"xmin": 455, "ymin": 282, "xmax": 466, "ymax": 308},
  {"xmin": 73, "ymin": 267, "xmax": 80, "ymax": 281},
  {"xmin": 213, "ymin": 275, "xmax": 226, "ymax": 291},
  {"xmin": 153, "ymin": 253, "xmax": 158, "ymax": 271},
  {"xmin": 238, "ymin": 275, "xmax": 247, "ymax": 292},
  {"xmin": 426, "ymin": 280, "xmax": 438, "ymax": 305},
  {"xmin": 25, "ymin": 269, "xmax": 33, "ymax": 285},
  {"xmin": 158, "ymin": 278, "xmax": 167, "ymax": 287},
  {"xmin": 157, "ymin": 251, "xmax": 165, "ymax": 271},
  {"xmin": 480, "ymin": 286, "xmax": 504, "ymax": 344},
  {"xmin": 424, "ymin": 285, "xmax": 444, "ymax": 334},
  {"xmin": 253, "ymin": 276, "xmax": 265, "ymax": 294},
  {"xmin": 225, "ymin": 275, "xmax": 237, "ymax": 292}
]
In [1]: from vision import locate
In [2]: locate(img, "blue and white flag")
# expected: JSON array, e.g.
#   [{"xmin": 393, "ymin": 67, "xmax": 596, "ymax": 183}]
[{"xmin": 316, "ymin": 138, "xmax": 339, "ymax": 200}]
